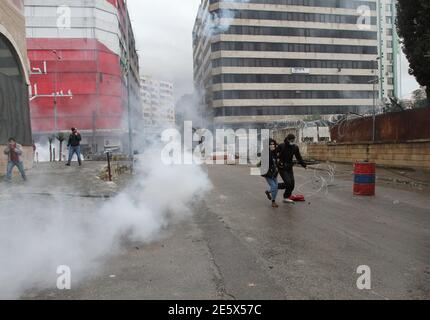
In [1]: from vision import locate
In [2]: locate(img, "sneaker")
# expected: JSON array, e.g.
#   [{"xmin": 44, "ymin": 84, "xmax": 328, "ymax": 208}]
[
  {"xmin": 272, "ymin": 202, "xmax": 279, "ymax": 208},
  {"xmin": 65, "ymin": 163, "xmax": 71, "ymax": 166},
  {"xmin": 265, "ymin": 191, "xmax": 272, "ymax": 201},
  {"xmin": 283, "ymin": 198, "xmax": 295, "ymax": 204}
]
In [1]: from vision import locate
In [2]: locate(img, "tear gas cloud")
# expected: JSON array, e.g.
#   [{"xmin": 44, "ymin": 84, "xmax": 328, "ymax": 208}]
[
  {"xmin": 0, "ymin": 141, "xmax": 212, "ymax": 299},
  {"xmin": 204, "ymin": 0, "xmax": 251, "ymax": 37}
]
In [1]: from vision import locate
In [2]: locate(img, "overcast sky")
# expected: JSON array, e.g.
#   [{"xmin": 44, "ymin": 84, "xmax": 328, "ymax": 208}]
[
  {"xmin": 128, "ymin": 0, "xmax": 201, "ymax": 102},
  {"xmin": 127, "ymin": 0, "xmax": 420, "ymax": 102}
]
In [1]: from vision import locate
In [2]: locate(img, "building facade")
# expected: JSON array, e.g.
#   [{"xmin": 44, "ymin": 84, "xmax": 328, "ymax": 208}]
[
  {"xmin": 377, "ymin": 0, "xmax": 400, "ymax": 100},
  {"xmin": 24, "ymin": 0, "xmax": 141, "ymax": 154},
  {"xmin": 0, "ymin": 0, "xmax": 33, "ymax": 173},
  {"xmin": 141, "ymin": 75, "xmax": 175, "ymax": 136},
  {"xmin": 193, "ymin": 0, "xmax": 399, "ymax": 129}
]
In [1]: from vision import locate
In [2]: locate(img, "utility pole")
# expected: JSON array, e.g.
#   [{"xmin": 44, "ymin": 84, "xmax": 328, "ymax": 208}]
[
  {"xmin": 371, "ymin": 57, "xmax": 381, "ymax": 143},
  {"xmin": 52, "ymin": 50, "xmax": 61, "ymax": 134},
  {"xmin": 369, "ymin": 57, "xmax": 380, "ymax": 142},
  {"xmin": 124, "ymin": 0, "xmax": 134, "ymax": 164}
]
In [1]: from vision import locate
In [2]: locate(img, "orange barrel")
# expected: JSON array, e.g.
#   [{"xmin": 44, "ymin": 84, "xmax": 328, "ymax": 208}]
[{"xmin": 354, "ymin": 162, "xmax": 376, "ymax": 196}]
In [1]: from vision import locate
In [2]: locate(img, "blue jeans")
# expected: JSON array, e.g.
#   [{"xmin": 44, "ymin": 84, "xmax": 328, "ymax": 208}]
[
  {"xmin": 5, "ymin": 161, "xmax": 27, "ymax": 182},
  {"xmin": 265, "ymin": 177, "xmax": 278, "ymax": 201},
  {"xmin": 68, "ymin": 146, "xmax": 81, "ymax": 164}
]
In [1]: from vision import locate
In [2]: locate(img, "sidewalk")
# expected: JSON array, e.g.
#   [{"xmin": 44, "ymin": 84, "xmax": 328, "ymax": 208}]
[{"xmin": 0, "ymin": 161, "xmax": 118, "ymax": 198}]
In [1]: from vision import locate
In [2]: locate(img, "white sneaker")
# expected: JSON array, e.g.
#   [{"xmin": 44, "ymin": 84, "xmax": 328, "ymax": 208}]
[{"xmin": 284, "ymin": 198, "xmax": 295, "ymax": 204}]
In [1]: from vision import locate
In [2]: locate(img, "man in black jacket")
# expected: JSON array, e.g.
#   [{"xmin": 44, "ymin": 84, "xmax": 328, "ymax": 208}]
[
  {"xmin": 66, "ymin": 127, "xmax": 82, "ymax": 166},
  {"xmin": 276, "ymin": 134, "xmax": 307, "ymax": 203}
]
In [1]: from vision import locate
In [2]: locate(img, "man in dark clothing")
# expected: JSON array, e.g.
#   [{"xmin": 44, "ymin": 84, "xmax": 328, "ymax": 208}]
[
  {"xmin": 66, "ymin": 127, "xmax": 82, "ymax": 166},
  {"xmin": 276, "ymin": 134, "xmax": 307, "ymax": 203}
]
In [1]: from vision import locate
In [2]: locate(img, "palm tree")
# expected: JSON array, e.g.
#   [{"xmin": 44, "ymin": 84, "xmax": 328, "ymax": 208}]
[
  {"xmin": 56, "ymin": 132, "xmax": 66, "ymax": 162},
  {"xmin": 48, "ymin": 136, "xmax": 54, "ymax": 162}
]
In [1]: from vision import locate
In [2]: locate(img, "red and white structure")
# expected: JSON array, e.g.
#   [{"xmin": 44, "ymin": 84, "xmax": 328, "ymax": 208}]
[{"xmin": 24, "ymin": 0, "xmax": 141, "ymax": 153}]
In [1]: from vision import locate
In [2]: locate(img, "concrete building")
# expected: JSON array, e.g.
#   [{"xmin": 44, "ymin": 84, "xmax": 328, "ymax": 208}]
[
  {"xmin": 141, "ymin": 75, "xmax": 175, "ymax": 136},
  {"xmin": 193, "ymin": 0, "xmax": 400, "ymax": 129},
  {"xmin": 377, "ymin": 0, "xmax": 400, "ymax": 101},
  {"xmin": 24, "ymin": 0, "xmax": 141, "ymax": 154},
  {"xmin": 0, "ymin": 0, "xmax": 33, "ymax": 174}
]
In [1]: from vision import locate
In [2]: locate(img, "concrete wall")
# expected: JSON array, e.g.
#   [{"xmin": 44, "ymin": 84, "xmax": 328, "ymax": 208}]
[
  {"xmin": 0, "ymin": 146, "xmax": 34, "ymax": 177},
  {"xmin": 306, "ymin": 140, "xmax": 430, "ymax": 171},
  {"xmin": 0, "ymin": 0, "xmax": 29, "ymax": 83}
]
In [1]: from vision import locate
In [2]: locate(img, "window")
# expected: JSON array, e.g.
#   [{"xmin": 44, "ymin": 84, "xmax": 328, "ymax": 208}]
[
  {"xmin": 212, "ymin": 9, "xmax": 378, "ymax": 26},
  {"xmin": 214, "ymin": 105, "xmax": 372, "ymax": 117},
  {"xmin": 213, "ymin": 90, "xmax": 374, "ymax": 100},
  {"xmin": 213, "ymin": 74, "xmax": 374, "ymax": 84},
  {"xmin": 226, "ymin": 26, "xmax": 377, "ymax": 40},
  {"xmin": 211, "ymin": 58, "xmax": 375, "ymax": 69}
]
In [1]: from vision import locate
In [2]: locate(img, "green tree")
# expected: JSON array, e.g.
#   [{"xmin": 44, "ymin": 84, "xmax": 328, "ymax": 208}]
[
  {"xmin": 48, "ymin": 136, "xmax": 54, "ymax": 162},
  {"xmin": 396, "ymin": 0, "xmax": 430, "ymax": 99},
  {"xmin": 56, "ymin": 132, "xmax": 66, "ymax": 162},
  {"xmin": 411, "ymin": 87, "xmax": 428, "ymax": 109}
]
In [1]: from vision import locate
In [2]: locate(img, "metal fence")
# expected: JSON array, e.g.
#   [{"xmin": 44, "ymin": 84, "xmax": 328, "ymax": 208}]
[{"xmin": 330, "ymin": 107, "xmax": 430, "ymax": 143}]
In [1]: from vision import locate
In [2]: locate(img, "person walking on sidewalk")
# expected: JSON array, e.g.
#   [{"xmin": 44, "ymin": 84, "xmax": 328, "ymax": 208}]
[
  {"xmin": 3, "ymin": 138, "xmax": 27, "ymax": 183},
  {"xmin": 261, "ymin": 139, "xmax": 280, "ymax": 208},
  {"xmin": 66, "ymin": 127, "xmax": 82, "ymax": 167},
  {"xmin": 276, "ymin": 134, "xmax": 307, "ymax": 204}
]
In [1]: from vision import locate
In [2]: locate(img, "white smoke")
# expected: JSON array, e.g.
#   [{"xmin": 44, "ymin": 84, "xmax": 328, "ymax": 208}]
[
  {"xmin": 35, "ymin": 141, "xmax": 84, "ymax": 163},
  {"xmin": 205, "ymin": 0, "xmax": 251, "ymax": 37},
  {"xmin": 34, "ymin": 143, "xmax": 51, "ymax": 162},
  {"xmin": 0, "ymin": 143, "xmax": 212, "ymax": 299}
]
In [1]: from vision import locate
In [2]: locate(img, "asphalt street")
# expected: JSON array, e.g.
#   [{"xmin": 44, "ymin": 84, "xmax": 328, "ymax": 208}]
[{"xmin": 2, "ymin": 162, "xmax": 429, "ymax": 300}]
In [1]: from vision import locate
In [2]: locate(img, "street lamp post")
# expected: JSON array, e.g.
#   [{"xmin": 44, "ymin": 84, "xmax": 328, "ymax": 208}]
[
  {"xmin": 124, "ymin": 0, "xmax": 134, "ymax": 166},
  {"xmin": 372, "ymin": 57, "xmax": 381, "ymax": 143},
  {"xmin": 52, "ymin": 50, "xmax": 61, "ymax": 134}
]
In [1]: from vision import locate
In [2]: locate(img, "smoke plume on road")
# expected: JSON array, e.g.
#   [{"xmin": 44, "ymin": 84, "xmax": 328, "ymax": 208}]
[{"xmin": 0, "ymin": 143, "xmax": 211, "ymax": 298}]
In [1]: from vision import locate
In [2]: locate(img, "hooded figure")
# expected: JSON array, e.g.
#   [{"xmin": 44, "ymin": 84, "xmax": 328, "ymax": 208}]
[
  {"xmin": 66, "ymin": 127, "xmax": 82, "ymax": 167},
  {"xmin": 276, "ymin": 134, "xmax": 307, "ymax": 203}
]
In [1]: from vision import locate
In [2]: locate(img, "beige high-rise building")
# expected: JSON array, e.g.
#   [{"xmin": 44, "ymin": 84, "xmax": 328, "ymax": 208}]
[
  {"xmin": 141, "ymin": 75, "xmax": 175, "ymax": 135},
  {"xmin": 193, "ymin": 0, "xmax": 400, "ymax": 129}
]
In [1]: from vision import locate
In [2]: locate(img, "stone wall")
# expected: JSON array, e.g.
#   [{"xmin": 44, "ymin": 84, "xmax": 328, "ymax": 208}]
[
  {"xmin": 0, "ymin": 0, "xmax": 29, "ymax": 83},
  {"xmin": 306, "ymin": 140, "xmax": 430, "ymax": 171}
]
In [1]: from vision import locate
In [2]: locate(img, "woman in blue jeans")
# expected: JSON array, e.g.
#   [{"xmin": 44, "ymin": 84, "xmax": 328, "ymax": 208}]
[{"xmin": 261, "ymin": 139, "xmax": 279, "ymax": 208}]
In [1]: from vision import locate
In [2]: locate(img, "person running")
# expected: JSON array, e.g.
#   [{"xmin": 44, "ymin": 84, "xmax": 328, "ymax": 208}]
[
  {"xmin": 66, "ymin": 127, "xmax": 82, "ymax": 167},
  {"xmin": 261, "ymin": 139, "xmax": 280, "ymax": 208},
  {"xmin": 3, "ymin": 138, "xmax": 27, "ymax": 183},
  {"xmin": 276, "ymin": 134, "xmax": 307, "ymax": 204}
]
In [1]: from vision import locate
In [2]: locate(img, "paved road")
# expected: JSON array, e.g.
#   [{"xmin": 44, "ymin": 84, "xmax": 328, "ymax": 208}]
[{"xmin": 2, "ymin": 162, "xmax": 429, "ymax": 300}]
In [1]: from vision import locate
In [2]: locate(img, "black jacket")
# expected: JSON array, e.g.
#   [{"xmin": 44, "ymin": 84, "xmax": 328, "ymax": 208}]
[
  {"xmin": 276, "ymin": 143, "xmax": 306, "ymax": 170},
  {"xmin": 68, "ymin": 133, "xmax": 82, "ymax": 147},
  {"xmin": 261, "ymin": 150, "xmax": 279, "ymax": 178}
]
